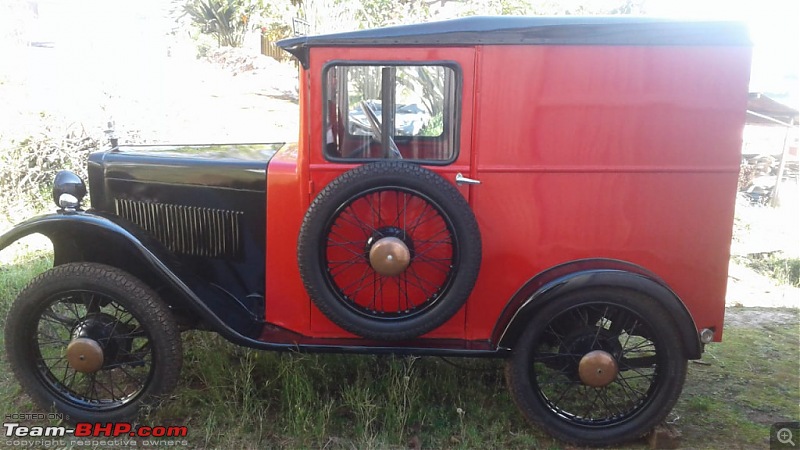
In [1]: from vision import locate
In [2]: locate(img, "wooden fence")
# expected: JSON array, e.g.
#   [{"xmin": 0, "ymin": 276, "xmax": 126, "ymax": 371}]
[{"xmin": 261, "ymin": 37, "xmax": 288, "ymax": 62}]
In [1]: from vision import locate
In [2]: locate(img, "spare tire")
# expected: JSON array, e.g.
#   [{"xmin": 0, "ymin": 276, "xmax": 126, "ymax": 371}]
[{"xmin": 298, "ymin": 161, "xmax": 481, "ymax": 341}]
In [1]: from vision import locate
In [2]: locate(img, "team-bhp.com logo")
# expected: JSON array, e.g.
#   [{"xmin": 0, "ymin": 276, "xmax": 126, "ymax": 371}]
[{"xmin": 5, "ymin": 422, "xmax": 187, "ymax": 438}]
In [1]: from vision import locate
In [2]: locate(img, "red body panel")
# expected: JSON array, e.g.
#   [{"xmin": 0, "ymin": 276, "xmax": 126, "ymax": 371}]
[{"xmin": 266, "ymin": 42, "xmax": 751, "ymax": 342}]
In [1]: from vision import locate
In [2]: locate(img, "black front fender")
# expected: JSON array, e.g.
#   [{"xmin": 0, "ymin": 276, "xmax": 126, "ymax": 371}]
[
  {"xmin": 1, "ymin": 211, "xmax": 170, "ymax": 266},
  {"xmin": 0, "ymin": 210, "xmax": 263, "ymax": 340}
]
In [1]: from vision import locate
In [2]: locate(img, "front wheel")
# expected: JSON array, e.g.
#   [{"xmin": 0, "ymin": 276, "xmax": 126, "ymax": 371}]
[
  {"xmin": 4, "ymin": 262, "xmax": 182, "ymax": 423},
  {"xmin": 505, "ymin": 288, "xmax": 687, "ymax": 446}
]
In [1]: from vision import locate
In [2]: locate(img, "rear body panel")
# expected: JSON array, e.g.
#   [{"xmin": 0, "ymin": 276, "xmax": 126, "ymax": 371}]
[
  {"xmin": 467, "ymin": 44, "xmax": 749, "ymax": 341},
  {"xmin": 268, "ymin": 19, "xmax": 750, "ymax": 343}
]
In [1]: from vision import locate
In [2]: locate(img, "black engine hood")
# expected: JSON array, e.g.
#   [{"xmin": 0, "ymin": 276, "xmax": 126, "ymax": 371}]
[
  {"xmin": 88, "ymin": 143, "xmax": 282, "ymax": 196},
  {"xmin": 84, "ymin": 143, "xmax": 281, "ymax": 320}
]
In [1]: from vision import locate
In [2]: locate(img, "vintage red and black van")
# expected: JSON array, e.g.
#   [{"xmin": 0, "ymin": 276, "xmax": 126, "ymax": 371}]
[{"xmin": 0, "ymin": 16, "xmax": 751, "ymax": 445}]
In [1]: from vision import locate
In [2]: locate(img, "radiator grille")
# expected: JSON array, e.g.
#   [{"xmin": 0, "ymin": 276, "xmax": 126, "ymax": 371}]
[{"xmin": 115, "ymin": 199, "xmax": 244, "ymax": 259}]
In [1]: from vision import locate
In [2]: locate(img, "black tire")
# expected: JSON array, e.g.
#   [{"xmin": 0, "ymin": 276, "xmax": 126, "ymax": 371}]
[
  {"xmin": 4, "ymin": 262, "xmax": 182, "ymax": 424},
  {"xmin": 504, "ymin": 288, "xmax": 687, "ymax": 446},
  {"xmin": 298, "ymin": 161, "xmax": 481, "ymax": 340}
]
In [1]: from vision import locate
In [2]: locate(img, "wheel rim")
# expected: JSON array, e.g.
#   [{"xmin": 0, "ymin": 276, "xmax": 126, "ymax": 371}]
[
  {"xmin": 32, "ymin": 290, "xmax": 155, "ymax": 410},
  {"xmin": 530, "ymin": 302, "xmax": 663, "ymax": 427},
  {"xmin": 321, "ymin": 186, "xmax": 458, "ymax": 320}
]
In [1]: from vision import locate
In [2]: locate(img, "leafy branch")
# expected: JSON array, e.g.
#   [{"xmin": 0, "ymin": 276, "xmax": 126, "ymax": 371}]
[{"xmin": 182, "ymin": 0, "xmax": 259, "ymax": 47}]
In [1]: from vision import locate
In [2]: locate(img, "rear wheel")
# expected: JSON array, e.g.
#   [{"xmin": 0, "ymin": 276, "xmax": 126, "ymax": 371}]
[
  {"xmin": 505, "ymin": 288, "xmax": 687, "ymax": 446},
  {"xmin": 4, "ymin": 262, "xmax": 182, "ymax": 423}
]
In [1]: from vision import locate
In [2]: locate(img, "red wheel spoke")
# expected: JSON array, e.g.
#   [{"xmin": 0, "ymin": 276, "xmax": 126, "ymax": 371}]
[
  {"xmin": 338, "ymin": 206, "xmax": 377, "ymax": 236},
  {"xmin": 405, "ymin": 203, "xmax": 432, "ymax": 235},
  {"xmin": 407, "ymin": 266, "xmax": 443, "ymax": 297},
  {"xmin": 392, "ymin": 191, "xmax": 409, "ymax": 228},
  {"xmin": 327, "ymin": 254, "xmax": 368, "ymax": 265},
  {"xmin": 400, "ymin": 271, "xmax": 417, "ymax": 310},
  {"xmin": 319, "ymin": 186, "xmax": 465, "ymax": 321}
]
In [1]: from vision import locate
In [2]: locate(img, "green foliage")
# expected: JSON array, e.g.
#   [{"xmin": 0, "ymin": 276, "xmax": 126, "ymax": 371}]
[
  {"xmin": 259, "ymin": 1, "xmax": 295, "ymax": 41},
  {"xmin": 354, "ymin": 0, "xmax": 433, "ymax": 30},
  {"xmin": 420, "ymin": 112, "xmax": 443, "ymax": 137},
  {"xmin": 182, "ymin": 0, "xmax": 259, "ymax": 47},
  {"xmin": 175, "ymin": 0, "xmax": 643, "ymax": 52},
  {"xmin": 0, "ymin": 251, "xmax": 53, "ymax": 422},
  {"xmin": 737, "ymin": 253, "xmax": 800, "ymax": 287}
]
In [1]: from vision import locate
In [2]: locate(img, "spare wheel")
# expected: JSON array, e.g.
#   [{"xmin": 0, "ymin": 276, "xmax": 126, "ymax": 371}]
[{"xmin": 297, "ymin": 161, "xmax": 481, "ymax": 341}]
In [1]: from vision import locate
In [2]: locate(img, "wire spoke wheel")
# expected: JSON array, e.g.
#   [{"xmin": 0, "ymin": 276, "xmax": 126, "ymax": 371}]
[
  {"xmin": 34, "ymin": 290, "xmax": 154, "ymax": 409},
  {"xmin": 505, "ymin": 288, "xmax": 687, "ymax": 446},
  {"xmin": 298, "ymin": 161, "xmax": 481, "ymax": 340},
  {"xmin": 532, "ymin": 303, "xmax": 658, "ymax": 425},
  {"xmin": 5, "ymin": 263, "xmax": 181, "ymax": 423},
  {"xmin": 323, "ymin": 186, "xmax": 456, "ymax": 319}
]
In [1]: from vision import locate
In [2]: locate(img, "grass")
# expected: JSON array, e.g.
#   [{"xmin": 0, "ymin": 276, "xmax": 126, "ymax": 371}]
[
  {"xmin": 0, "ymin": 250, "xmax": 51, "ymax": 420},
  {"xmin": 736, "ymin": 253, "xmax": 800, "ymax": 287},
  {"xmin": 165, "ymin": 336, "xmax": 544, "ymax": 449},
  {"xmin": 677, "ymin": 319, "xmax": 800, "ymax": 447},
  {"xmin": 0, "ymin": 251, "xmax": 798, "ymax": 449}
]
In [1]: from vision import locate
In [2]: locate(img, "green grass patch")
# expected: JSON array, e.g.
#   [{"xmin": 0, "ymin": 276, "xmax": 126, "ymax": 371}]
[
  {"xmin": 156, "ymin": 335, "xmax": 553, "ymax": 449},
  {"xmin": 675, "ymin": 319, "xmax": 800, "ymax": 447},
  {"xmin": 0, "ymin": 250, "xmax": 53, "ymax": 421}
]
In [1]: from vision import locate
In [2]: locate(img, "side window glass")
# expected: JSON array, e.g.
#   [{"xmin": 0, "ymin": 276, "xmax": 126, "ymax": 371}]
[{"xmin": 324, "ymin": 64, "xmax": 458, "ymax": 163}]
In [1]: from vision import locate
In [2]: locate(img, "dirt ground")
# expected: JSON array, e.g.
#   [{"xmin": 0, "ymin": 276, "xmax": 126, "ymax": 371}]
[
  {"xmin": 724, "ymin": 307, "xmax": 797, "ymax": 328},
  {"xmin": 727, "ymin": 193, "xmax": 799, "ymax": 310},
  {"xmin": 1, "ymin": 43, "xmax": 300, "ymax": 145}
]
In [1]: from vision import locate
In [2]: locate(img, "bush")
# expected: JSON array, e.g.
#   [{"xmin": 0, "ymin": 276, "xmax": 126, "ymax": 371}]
[
  {"xmin": 737, "ymin": 253, "xmax": 800, "ymax": 287},
  {"xmin": 738, "ymin": 161, "xmax": 757, "ymax": 191},
  {"xmin": 0, "ymin": 114, "xmax": 101, "ymax": 222},
  {"xmin": 182, "ymin": 0, "xmax": 258, "ymax": 48}
]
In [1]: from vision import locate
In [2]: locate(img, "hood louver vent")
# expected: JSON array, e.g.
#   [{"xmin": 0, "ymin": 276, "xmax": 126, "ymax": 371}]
[{"xmin": 115, "ymin": 199, "xmax": 243, "ymax": 259}]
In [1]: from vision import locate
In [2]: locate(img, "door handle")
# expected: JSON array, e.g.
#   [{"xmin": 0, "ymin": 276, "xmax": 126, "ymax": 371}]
[{"xmin": 455, "ymin": 173, "xmax": 481, "ymax": 186}]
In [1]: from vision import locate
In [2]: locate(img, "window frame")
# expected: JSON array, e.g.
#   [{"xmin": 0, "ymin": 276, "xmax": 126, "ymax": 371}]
[{"xmin": 321, "ymin": 60, "xmax": 463, "ymax": 166}]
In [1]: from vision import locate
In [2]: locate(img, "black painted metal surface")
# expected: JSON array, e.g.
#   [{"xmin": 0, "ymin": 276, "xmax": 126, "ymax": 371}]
[
  {"xmin": 278, "ymin": 16, "xmax": 750, "ymax": 67},
  {"xmin": 87, "ymin": 144, "xmax": 280, "ymax": 321}
]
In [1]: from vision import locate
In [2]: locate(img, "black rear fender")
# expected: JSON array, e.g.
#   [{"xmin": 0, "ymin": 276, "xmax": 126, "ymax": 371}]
[{"xmin": 493, "ymin": 259, "xmax": 702, "ymax": 359}]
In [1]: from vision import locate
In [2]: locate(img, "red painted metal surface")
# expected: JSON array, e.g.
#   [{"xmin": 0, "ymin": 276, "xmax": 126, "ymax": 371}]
[{"xmin": 265, "ymin": 42, "xmax": 751, "ymax": 343}]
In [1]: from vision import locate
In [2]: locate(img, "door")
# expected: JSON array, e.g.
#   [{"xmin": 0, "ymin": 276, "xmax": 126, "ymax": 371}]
[{"xmin": 304, "ymin": 47, "xmax": 478, "ymax": 339}]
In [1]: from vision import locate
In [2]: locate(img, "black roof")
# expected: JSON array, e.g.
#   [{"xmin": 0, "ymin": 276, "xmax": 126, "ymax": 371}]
[{"xmin": 277, "ymin": 16, "xmax": 750, "ymax": 67}]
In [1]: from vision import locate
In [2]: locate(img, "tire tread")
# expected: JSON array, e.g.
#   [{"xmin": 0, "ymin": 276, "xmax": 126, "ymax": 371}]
[
  {"xmin": 298, "ymin": 161, "xmax": 481, "ymax": 340},
  {"xmin": 4, "ymin": 262, "xmax": 182, "ymax": 424}
]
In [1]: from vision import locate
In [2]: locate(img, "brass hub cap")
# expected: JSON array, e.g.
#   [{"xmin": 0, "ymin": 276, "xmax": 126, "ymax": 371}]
[
  {"xmin": 66, "ymin": 338, "xmax": 104, "ymax": 373},
  {"xmin": 369, "ymin": 237, "xmax": 411, "ymax": 277},
  {"xmin": 578, "ymin": 350, "xmax": 619, "ymax": 387}
]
